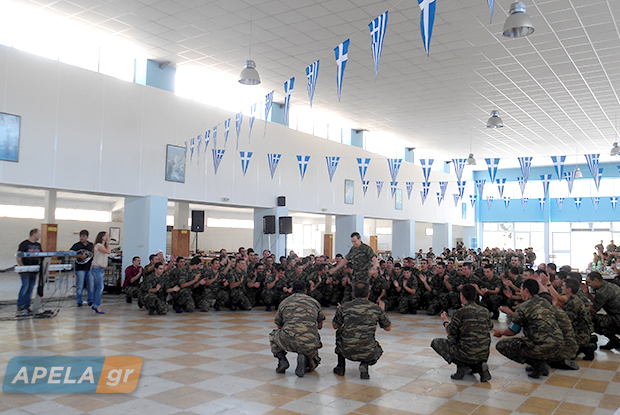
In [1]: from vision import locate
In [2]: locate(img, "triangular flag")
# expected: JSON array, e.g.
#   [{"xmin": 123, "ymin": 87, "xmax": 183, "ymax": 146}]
[
  {"xmin": 564, "ymin": 171, "xmax": 576, "ymax": 194},
  {"xmin": 522, "ymin": 197, "xmax": 529, "ymax": 210},
  {"xmin": 224, "ymin": 118, "xmax": 231, "ymax": 148},
  {"xmin": 470, "ymin": 194, "xmax": 477, "ymax": 208},
  {"xmin": 239, "ymin": 151, "xmax": 253, "ymax": 177},
  {"xmin": 326, "ymin": 156, "xmax": 340, "ymax": 183},
  {"xmin": 487, "ymin": 196, "xmax": 494, "ymax": 210},
  {"xmin": 306, "ymin": 60, "xmax": 320, "ymax": 107},
  {"xmin": 196, "ymin": 134, "xmax": 202, "ymax": 162},
  {"xmin": 539, "ymin": 198, "xmax": 545, "ymax": 211},
  {"xmin": 517, "ymin": 177, "xmax": 526, "ymax": 196},
  {"xmin": 184, "ymin": 141, "xmax": 188, "ymax": 157},
  {"xmin": 487, "ymin": 0, "xmax": 494, "ymax": 23},
  {"xmin": 611, "ymin": 196, "xmax": 618, "ymax": 211},
  {"xmin": 504, "ymin": 196, "xmax": 510, "ymax": 209},
  {"xmin": 594, "ymin": 168, "xmax": 603, "ymax": 191},
  {"xmin": 334, "ymin": 39, "xmax": 349, "ymax": 102},
  {"xmin": 264, "ymin": 91, "xmax": 274, "ymax": 138},
  {"xmin": 369, "ymin": 11, "xmax": 388, "ymax": 79},
  {"xmin": 557, "ymin": 197, "xmax": 564, "ymax": 211},
  {"xmin": 357, "ymin": 158, "xmax": 371, "ymax": 181},
  {"xmin": 421, "ymin": 159, "xmax": 434, "ymax": 182},
  {"xmin": 541, "ymin": 174, "xmax": 552, "ymax": 196},
  {"xmin": 437, "ymin": 192, "xmax": 444, "ymax": 206},
  {"xmin": 406, "ymin": 182, "xmax": 414, "ymax": 199},
  {"xmin": 213, "ymin": 125, "xmax": 218, "ymax": 149},
  {"xmin": 283, "ymin": 78, "xmax": 294, "ymax": 125},
  {"xmin": 592, "ymin": 197, "xmax": 600, "ymax": 211},
  {"xmin": 387, "ymin": 158, "xmax": 402, "ymax": 182},
  {"xmin": 551, "ymin": 156, "xmax": 566, "ymax": 181},
  {"xmin": 439, "ymin": 181, "xmax": 448, "ymax": 200},
  {"xmin": 267, "ymin": 153, "xmax": 281, "ymax": 179},
  {"xmin": 190, "ymin": 137, "xmax": 195, "ymax": 161},
  {"xmin": 496, "ymin": 178, "xmax": 506, "ymax": 199},
  {"xmin": 574, "ymin": 197, "xmax": 582, "ymax": 210},
  {"xmin": 476, "ymin": 179, "xmax": 486, "ymax": 198},
  {"xmin": 204, "ymin": 130, "xmax": 210, "ymax": 154},
  {"xmin": 421, "ymin": 182, "xmax": 431, "ymax": 205},
  {"xmin": 418, "ymin": 0, "xmax": 436, "ymax": 56},
  {"xmin": 452, "ymin": 159, "xmax": 467, "ymax": 182},
  {"xmin": 235, "ymin": 112, "xmax": 243, "ymax": 150},
  {"xmin": 391, "ymin": 181, "xmax": 398, "ymax": 197},
  {"xmin": 585, "ymin": 154, "xmax": 603, "ymax": 190},
  {"xmin": 518, "ymin": 157, "xmax": 533, "ymax": 183},
  {"xmin": 485, "ymin": 158, "xmax": 500, "ymax": 182},
  {"xmin": 249, "ymin": 103, "xmax": 257, "ymax": 141},
  {"xmin": 453, "ymin": 194, "xmax": 460, "ymax": 207},
  {"xmin": 376, "ymin": 181, "xmax": 384, "ymax": 198},
  {"xmin": 362, "ymin": 180, "xmax": 369, "ymax": 196},
  {"xmin": 457, "ymin": 181, "xmax": 466, "ymax": 199},
  {"xmin": 212, "ymin": 149, "xmax": 225, "ymax": 175},
  {"xmin": 297, "ymin": 155, "xmax": 310, "ymax": 180}
]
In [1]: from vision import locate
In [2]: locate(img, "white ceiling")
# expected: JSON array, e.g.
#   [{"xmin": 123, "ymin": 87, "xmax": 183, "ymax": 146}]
[{"xmin": 14, "ymin": 0, "xmax": 620, "ymax": 161}]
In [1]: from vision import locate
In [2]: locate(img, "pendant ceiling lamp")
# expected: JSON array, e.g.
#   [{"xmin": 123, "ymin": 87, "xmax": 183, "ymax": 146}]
[
  {"xmin": 487, "ymin": 110, "xmax": 503, "ymax": 128},
  {"xmin": 239, "ymin": 15, "xmax": 260, "ymax": 85},
  {"xmin": 503, "ymin": 2, "xmax": 535, "ymax": 38}
]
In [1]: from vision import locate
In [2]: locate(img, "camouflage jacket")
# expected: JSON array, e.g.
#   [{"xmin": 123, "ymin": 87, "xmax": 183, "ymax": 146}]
[
  {"xmin": 345, "ymin": 243, "xmax": 376, "ymax": 282},
  {"xmin": 447, "ymin": 302, "xmax": 493, "ymax": 363},
  {"xmin": 274, "ymin": 294, "xmax": 325, "ymax": 349},
  {"xmin": 563, "ymin": 295, "xmax": 593, "ymax": 348},
  {"xmin": 593, "ymin": 281, "xmax": 620, "ymax": 317},
  {"xmin": 512, "ymin": 294, "xmax": 564, "ymax": 359}
]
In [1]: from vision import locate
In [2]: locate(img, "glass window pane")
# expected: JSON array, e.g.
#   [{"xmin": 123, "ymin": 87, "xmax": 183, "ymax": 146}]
[
  {"xmin": 553, "ymin": 233, "xmax": 571, "ymax": 251},
  {"xmin": 530, "ymin": 223, "xmax": 544, "ymax": 232},
  {"xmin": 483, "ymin": 223, "xmax": 497, "ymax": 231},
  {"xmin": 515, "ymin": 223, "xmax": 530, "ymax": 231}
]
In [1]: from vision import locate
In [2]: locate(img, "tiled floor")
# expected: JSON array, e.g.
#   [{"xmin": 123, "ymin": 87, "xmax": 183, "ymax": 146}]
[{"xmin": 1, "ymin": 296, "xmax": 620, "ymax": 415}]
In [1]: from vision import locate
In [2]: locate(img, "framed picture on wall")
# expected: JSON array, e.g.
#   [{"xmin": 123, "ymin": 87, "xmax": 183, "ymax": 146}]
[
  {"xmin": 165, "ymin": 144, "xmax": 186, "ymax": 183},
  {"xmin": 109, "ymin": 227, "xmax": 120, "ymax": 245},
  {"xmin": 395, "ymin": 189, "xmax": 403, "ymax": 210},
  {"xmin": 0, "ymin": 112, "xmax": 21, "ymax": 162},
  {"xmin": 344, "ymin": 179, "xmax": 354, "ymax": 204}
]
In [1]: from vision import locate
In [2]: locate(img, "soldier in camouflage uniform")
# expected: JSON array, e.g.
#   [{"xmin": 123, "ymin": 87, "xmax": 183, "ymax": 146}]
[
  {"xmin": 475, "ymin": 264, "xmax": 504, "ymax": 320},
  {"xmin": 270, "ymin": 281, "xmax": 325, "ymax": 377},
  {"xmin": 123, "ymin": 256, "xmax": 143, "ymax": 305},
  {"xmin": 192, "ymin": 258, "xmax": 220, "ymax": 312},
  {"xmin": 329, "ymin": 232, "xmax": 378, "ymax": 286},
  {"xmin": 368, "ymin": 268, "xmax": 387, "ymax": 305},
  {"xmin": 142, "ymin": 262, "xmax": 179, "ymax": 315},
  {"xmin": 586, "ymin": 271, "xmax": 620, "ymax": 350},
  {"xmin": 262, "ymin": 265, "xmax": 288, "ymax": 311},
  {"xmin": 171, "ymin": 257, "xmax": 204, "ymax": 313},
  {"xmin": 332, "ymin": 282, "xmax": 391, "ymax": 379},
  {"xmin": 431, "ymin": 284, "xmax": 493, "ymax": 382},
  {"xmin": 384, "ymin": 263, "xmax": 402, "ymax": 311},
  {"xmin": 438, "ymin": 261, "xmax": 461, "ymax": 311},
  {"xmin": 305, "ymin": 264, "xmax": 327, "ymax": 305},
  {"xmin": 494, "ymin": 279, "xmax": 564, "ymax": 378},
  {"xmin": 395, "ymin": 266, "xmax": 419, "ymax": 314},
  {"xmin": 417, "ymin": 259, "xmax": 437, "ymax": 312},
  {"xmin": 224, "ymin": 259, "xmax": 253, "ymax": 310},
  {"xmin": 563, "ymin": 278, "xmax": 596, "ymax": 360},
  {"xmin": 538, "ymin": 292, "xmax": 579, "ymax": 370}
]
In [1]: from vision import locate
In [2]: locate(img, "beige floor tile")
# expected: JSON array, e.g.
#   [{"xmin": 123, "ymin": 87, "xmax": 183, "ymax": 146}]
[
  {"xmin": 319, "ymin": 382, "xmax": 367, "ymax": 397},
  {"xmin": 545, "ymin": 374, "xmax": 580, "ymax": 388},
  {"xmin": 172, "ymin": 342, "xmax": 216, "ymax": 353},
  {"xmin": 502, "ymin": 380, "xmax": 540, "ymax": 395},
  {"xmin": 399, "ymin": 380, "xmax": 439, "ymax": 394},
  {"xmin": 590, "ymin": 360, "xmax": 620, "ymax": 371},
  {"xmin": 232, "ymin": 389, "xmax": 294, "ymax": 406},
  {"xmin": 156, "ymin": 367, "xmax": 220, "ymax": 384},
  {"xmin": 262, "ymin": 409, "xmax": 303, "ymax": 415},
  {"xmin": 344, "ymin": 386, "xmax": 393, "ymax": 403},
  {"xmin": 53, "ymin": 395, "xmax": 111, "ymax": 411},
  {"xmin": 471, "ymin": 376, "xmax": 511, "ymax": 390},
  {"xmin": 229, "ymin": 342, "xmax": 271, "ymax": 352},
  {"xmin": 576, "ymin": 379, "xmax": 611, "ymax": 393},
  {"xmin": 425, "ymin": 383, "xmax": 468, "ymax": 399},
  {"xmin": 0, "ymin": 393, "xmax": 44, "ymax": 407},
  {"xmin": 163, "ymin": 354, "xmax": 217, "ymax": 366},
  {"xmin": 557, "ymin": 401, "xmax": 596, "ymax": 414},
  {"xmin": 471, "ymin": 406, "xmax": 512, "ymax": 415},
  {"xmin": 599, "ymin": 394, "xmax": 620, "ymax": 410},
  {"xmin": 255, "ymin": 384, "xmax": 312, "ymax": 399}
]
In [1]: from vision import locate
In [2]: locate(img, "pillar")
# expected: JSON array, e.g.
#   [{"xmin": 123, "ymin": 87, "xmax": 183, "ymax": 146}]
[
  {"xmin": 270, "ymin": 104, "xmax": 287, "ymax": 126},
  {"xmin": 335, "ymin": 214, "xmax": 364, "ymax": 256},
  {"xmin": 404, "ymin": 147, "xmax": 414, "ymax": 163},
  {"xmin": 433, "ymin": 222, "xmax": 453, "ymax": 252},
  {"xmin": 174, "ymin": 201, "xmax": 190, "ymax": 229},
  {"xmin": 41, "ymin": 190, "xmax": 57, "ymax": 251},
  {"xmin": 122, "ymin": 196, "xmax": 168, "ymax": 279},
  {"xmin": 392, "ymin": 219, "xmax": 416, "ymax": 260},
  {"xmin": 134, "ymin": 59, "xmax": 176, "ymax": 93},
  {"xmin": 544, "ymin": 194, "xmax": 551, "ymax": 263},
  {"xmin": 350, "ymin": 130, "xmax": 364, "ymax": 149},
  {"xmin": 253, "ymin": 206, "xmax": 289, "ymax": 259},
  {"xmin": 324, "ymin": 215, "xmax": 334, "ymax": 258}
]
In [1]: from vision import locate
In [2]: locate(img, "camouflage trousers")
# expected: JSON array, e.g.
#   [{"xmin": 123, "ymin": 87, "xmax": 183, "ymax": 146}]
[
  {"xmin": 193, "ymin": 289, "xmax": 216, "ymax": 312},
  {"xmin": 269, "ymin": 329, "xmax": 321, "ymax": 372},
  {"xmin": 385, "ymin": 294, "xmax": 400, "ymax": 312},
  {"xmin": 330, "ymin": 286, "xmax": 345, "ymax": 305},
  {"xmin": 307, "ymin": 288, "xmax": 323, "ymax": 304},
  {"xmin": 335, "ymin": 337, "xmax": 382, "ymax": 365},
  {"xmin": 123, "ymin": 286, "xmax": 140, "ymax": 299},
  {"xmin": 481, "ymin": 294, "xmax": 504, "ymax": 314},
  {"xmin": 398, "ymin": 294, "xmax": 419, "ymax": 314},
  {"xmin": 431, "ymin": 338, "xmax": 484, "ymax": 365},
  {"xmin": 496, "ymin": 338, "xmax": 556, "ymax": 365},
  {"xmin": 261, "ymin": 289, "xmax": 286, "ymax": 307},
  {"xmin": 592, "ymin": 314, "xmax": 620, "ymax": 339},
  {"xmin": 447, "ymin": 291, "xmax": 461, "ymax": 310},
  {"xmin": 143, "ymin": 293, "xmax": 167, "ymax": 315},
  {"xmin": 230, "ymin": 289, "xmax": 252, "ymax": 310},
  {"xmin": 424, "ymin": 292, "xmax": 450, "ymax": 315},
  {"xmin": 172, "ymin": 288, "xmax": 195, "ymax": 312}
]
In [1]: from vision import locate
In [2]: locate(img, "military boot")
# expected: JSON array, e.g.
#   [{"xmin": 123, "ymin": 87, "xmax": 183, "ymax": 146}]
[
  {"xmin": 359, "ymin": 362, "xmax": 370, "ymax": 380},
  {"xmin": 333, "ymin": 354, "xmax": 346, "ymax": 376},
  {"xmin": 583, "ymin": 343, "xmax": 597, "ymax": 361},
  {"xmin": 527, "ymin": 360, "xmax": 549, "ymax": 379},
  {"xmin": 450, "ymin": 362, "xmax": 472, "ymax": 380},
  {"xmin": 295, "ymin": 354, "xmax": 308, "ymax": 377},
  {"xmin": 477, "ymin": 362, "xmax": 492, "ymax": 382},
  {"xmin": 275, "ymin": 352, "xmax": 289, "ymax": 373},
  {"xmin": 148, "ymin": 307, "xmax": 155, "ymax": 315}
]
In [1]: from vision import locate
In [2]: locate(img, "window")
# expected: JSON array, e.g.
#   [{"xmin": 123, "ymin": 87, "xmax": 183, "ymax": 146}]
[{"xmin": 206, "ymin": 218, "xmax": 254, "ymax": 229}]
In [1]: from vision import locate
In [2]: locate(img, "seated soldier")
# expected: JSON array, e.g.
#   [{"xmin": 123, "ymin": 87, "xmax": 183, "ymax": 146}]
[
  {"xmin": 538, "ymin": 292, "xmax": 579, "ymax": 371},
  {"xmin": 142, "ymin": 262, "xmax": 180, "ymax": 315},
  {"xmin": 586, "ymin": 271, "xmax": 620, "ymax": 350},
  {"xmin": 563, "ymin": 278, "xmax": 596, "ymax": 360},
  {"xmin": 431, "ymin": 284, "xmax": 493, "ymax": 382},
  {"xmin": 333, "ymin": 282, "xmax": 391, "ymax": 379},
  {"xmin": 395, "ymin": 266, "xmax": 419, "ymax": 314},
  {"xmin": 474, "ymin": 264, "xmax": 503, "ymax": 320}
]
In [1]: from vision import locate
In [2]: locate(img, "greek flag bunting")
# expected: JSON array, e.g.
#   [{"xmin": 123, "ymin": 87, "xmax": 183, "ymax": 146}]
[
  {"xmin": 249, "ymin": 103, "xmax": 257, "ymax": 141},
  {"xmin": 476, "ymin": 179, "xmax": 486, "ymax": 198},
  {"xmin": 387, "ymin": 158, "xmax": 402, "ymax": 182},
  {"xmin": 522, "ymin": 197, "xmax": 528, "ymax": 211},
  {"xmin": 594, "ymin": 168, "xmax": 603, "ymax": 191},
  {"xmin": 213, "ymin": 125, "xmax": 218, "ymax": 149},
  {"xmin": 504, "ymin": 196, "xmax": 510, "ymax": 209},
  {"xmin": 362, "ymin": 181, "xmax": 369, "ymax": 196},
  {"xmin": 196, "ymin": 134, "xmax": 202, "ymax": 161},
  {"xmin": 224, "ymin": 118, "xmax": 230, "ymax": 148},
  {"xmin": 551, "ymin": 156, "xmax": 566, "ymax": 181},
  {"xmin": 611, "ymin": 196, "xmax": 618, "ymax": 211},
  {"xmin": 487, "ymin": 0, "xmax": 495, "ymax": 23},
  {"xmin": 592, "ymin": 197, "xmax": 600, "ymax": 211},
  {"xmin": 439, "ymin": 181, "xmax": 448, "ymax": 200},
  {"xmin": 306, "ymin": 60, "xmax": 320, "ymax": 107},
  {"xmin": 421, "ymin": 190, "xmax": 428, "ymax": 205},
  {"xmin": 297, "ymin": 155, "xmax": 310, "ymax": 180},
  {"xmin": 357, "ymin": 158, "xmax": 371, "ymax": 181},
  {"xmin": 326, "ymin": 156, "xmax": 340, "ymax": 182},
  {"xmin": 406, "ymin": 182, "xmax": 414, "ymax": 199},
  {"xmin": 557, "ymin": 197, "xmax": 564, "ymax": 211},
  {"xmin": 390, "ymin": 181, "xmax": 398, "ymax": 197},
  {"xmin": 190, "ymin": 137, "xmax": 195, "ymax": 161},
  {"xmin": 421, "ymin": 182, "xmax": 431, "ymax": 205},
  {"xmin": 539, "ymin": 198, "xmax": 545, "ymax": 211},
  {"xmin": 485, "ymin": 158, "xmax": 500, "ymax": 183},
  {"xmin": 496, "ymin": 178, "xmax": 506, "ymax": 199},
  {"xmin": 487, "ymin": 196, "xmax": 494, "ymax": 210},
  {"xmin": 334, "ymin": 39, "xmax": 349, "ymax": 102},
  {"xmin": 452, "ymin": 159, "xmax": 467, "ymax": 182},
  {"xmin": 239, "ymin": 151, "xmax": 253, "ymax": 177},
  {"xmin": 212, "ymin": 149, "xmax": 225, "ymax": 175},
  {"xmin": 453, "ymin": 194, "xmax": 460, "ymax": 207},
  {"xmin": 376, "ymin": 181, "xmax": 384, "ymax": 198},
  {"xmin": 518, "ymin": 157, "xmax": 533, "ymax": 183},
  {"xmin": 437, "ymin": 192, "xmax": 444, "ymax": 206},
  {"xmin": 264, "ymin": 91, "xmax": 273, "ymax": 137},
  {"xmin": 457, "ymin": 181, "xmax": 466, "ymax": 199},
  {"xmin": 204, "ymin": 130, "xmax": 210, "ymax": 153},
  {"xmin": 585, "ymin": 154, "xmax": 603, "ymax": 190},
  {"xmin": 470, "ymin": 194, "xmax": 477, "ymax": 208},
  {"xmin": 235, "ymin": 112, "xmax": 243, "ymax": 150},
  {"xmin": 420, "ymin": 159, "xmax": 434, "ymax": 182},
  {"xmin": 541, "ymin": 174, "xmax": 552, "ymax": 196},
  {"xmin": 283, "ymin": 78, "xmax": 294, "ymax": 124},
  {"xmin": 517, "ymin": 177, "xmax": 526, "ymax": 196},
  {"xmin": 574, "ymin": 197, "xmax": 582, "ymax": 210},
  {"xmin": 267, "ymin": 153, "xmax": 281, "ymax": 179},
  {"xmin": 564, "ymin": 171, "xmax": 576, "ymax": 194},
  {"xmin": 418, "ymin": 0, "xmax": 436, "ymax": 56},
  {"xmin": 369, "ymin": 11, "xmax": 388, "ymax": 79}
]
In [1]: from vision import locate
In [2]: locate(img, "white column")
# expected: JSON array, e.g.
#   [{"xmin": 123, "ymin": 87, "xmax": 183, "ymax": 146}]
[
  {"xmin": 335, "ymin": 214, "xmax": 364, "ymax": 256},
  {"xmin": 392, "ymin": 219, "xmax": 416, "ymax": 260},
  {"xmin": 44, "ymin": 190, "xmax": 57, "ymax": 223},
  {"xmin": 174, "ymin": 201, "xmax": 190, "ymax": 229}
]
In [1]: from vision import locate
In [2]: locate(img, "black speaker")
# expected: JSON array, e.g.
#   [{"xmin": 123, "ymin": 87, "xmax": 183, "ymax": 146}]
[
  {"xmin": 263, "ymin": 215, "xmax": 276, "ymax": 234},
  {"xmin": 277, "ymin": 196, "xmax": 286, "ymax": 206},
  {"xmin": 279, "ymin": 216, "xmax": 292, "ymax": 234},
  {"xmin": 191, "ymin": 210, "xmax": 204, "ymax": 232}
]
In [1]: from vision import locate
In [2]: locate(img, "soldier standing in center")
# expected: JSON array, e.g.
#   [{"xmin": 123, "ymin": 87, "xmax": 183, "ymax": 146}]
[{"xmin": 329, "ymin": 232, "xmax": 378, "ymax": 289}]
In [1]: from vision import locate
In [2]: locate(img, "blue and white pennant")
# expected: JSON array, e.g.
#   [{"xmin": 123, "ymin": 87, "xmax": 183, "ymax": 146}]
[
  {"xmin": 592, "ymin": 197, "xmax": 600, "ymax": 211},
  {"xmin": 369, "ymin": 11, "xmax": 388, "ymax": 79},
  {"xmin": 212, "ymin": 149, "xmax": 225, "ymax": 175},
  {"xmin": 551, "ymin": 156, "xmax": 566, "ymax": 181},
  {"xmin": 326, "ymin": 156, "xmax": 340, "ymax": 182},
  {"xmin": 496, "ymin": 178, "xmax": 506, "ymax": 199},
  {"xmin": 457, "ymin": 181, "xmax": 466, "ymax": 199},
  {"xmin": 574, "ymin": 197, "xmax": 582, "ymax": 210},
  {"xmin": 213, "ymin": 125, "xmax": 218, "ymax": 149},
  {"xmin": 376, "ymin": 181, "xmax": 384, "ymax": 198},
  {"xmin": 611, "ymin": 196, "xmax": 618, "ymax": 211},
  {"xmin": 297, "ymin": 155, "xmax": 310, "ymax": 180},
  {"xmin": 249, "ymin": 103, "xmax": 257, "ymax": 141},
  {"xmin": 420, "ymin": 159, "xmax": 434, "ymax": 182},
  {"xmin": 334, "ymin": 39, "xmax": 349, "ymax": 102},
  {"xmin": 235, "ymin": 112, "xmax": 243, "ymax": 150},
  {"xmin": 239, "ymin": 151, "xmax": 252, "ymax": 177},
  {"xmin": 264, "ymin": 91, "xmax": 274, "ymax": 138},
  {"xmin": 406, "ymin": 182, "xmax": 414, "ymax": 200},
  {"xmin": 224, "ymin": 118, "xmax": 230, "ymax": 148},
  {"xmin": 487, "ymin": 196, "xmax": 494, "ymax": 210},
  {"xmin": 504, "ymin": 197, "xmax": 510, "ymax": 209},
  {"xmin": 451, "ymin": 159, "xmax": 467, "ymax": 182},
  {"xmin": 418, "ymin": 0, "xmax": 436, "ymax": 56},
  {"xmin": 453, "ymin": 194, "xmax": 460, "ymax": 207},
  {"xmin": 306, "ymin": 60, "xmax": 320, "ymax": 107},
  {"xmin": 283, "ymin": 78, "xmax": 294, "ymax": 125},
  {"xmin": 476, "ymin": 179, "xmax": 486, "ymax": 198},
  {"xmin": 585, "ymin": 154, "xmax": 602, "ymax": 190},
  {"xmin": 485, "ymin": 158, "xmax": 500, "ymax": 183},
  {"xmin": 267, "ymin": 153, "xmax": 281, "ymax": 179},
  {"xmin": 517, "ymin": 177, "xmax": 526, "ymax": 196},
  {"xmin": 518, "ymin": 157, "xmax": 533, "ymax": 183},
  {"xmin": 357, "ymin": 158, "xmax": 371, "ymax": 181},
  {"xmin": 439, "ymin": 181, "xmax": 448, "ymax": 202},
  {"xmin": 564, "ymin": 171, "xmax": 576, "ymax": 194},
  {"xmin": 557, "ymin": 197, "xmax": 565, "ymax": 211},
  {"xmin": 541, "ymin": 174, "xmax": 552, "ymax": 196},
  {"xmin": 190, "ymin": 137, "xmax": 195, "ymax": 161},
  {"xmin": 539, "ymin": 198, "xmax": 545, "ymax": 211},
  {"xmin": 522, "ymin": 197, "xmax": 528, "ymax": 211},
  {"xmin": 470, "ymin": 194, "xmax": 477, "ymax": 208}
]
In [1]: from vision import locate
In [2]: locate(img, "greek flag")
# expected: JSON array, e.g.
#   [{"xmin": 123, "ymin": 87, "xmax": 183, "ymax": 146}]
[
  {"xmin": 406, "ymin": 182, "xmax": 414, "ymax": 199},
  {"xmin": 334, "ymin": 39, "xmax": 349, "ymax": 102},
  {"xmin": 235, "ymin": 112, "xmax": 243, "ymax": 150},
  {"xmin": 452, "ymin": 159, "xmax": 467, "ymax": 182},
  {"xmin": 376, "ymin": 181, "xmax": 384, "ymax": 198},
  {"xmin": 476, "ymin": 179, "xmax": 486, "ymax": 198},
  {"xmin": 390, "ymin": 181, "xmax": 398, "ymax": 197},
  {"xmin": 487, "ymin": 196, "xmax": 494, "ymax": 210},
  {"xmin": 363, "ymin": 180, "xmax": 369, "ymax": 196},
  {"xmin": 357, "ymin": 158, "xmax": 371, "ymax": 181},
  {"xmin": 487, "ymin": 0, "xmax": 494, "ymax": 23},
  {"xmin": 306, "ymin": 60, "xmax": 320, "ymax": 107},
  {"xmin": 196, "ymin": 134, "xmax": 202, "ymax": 161},
  {"xmin": 539, "ymin": 198, "xmax": 545, "ymax": 211},
  {"xmin": 283, "ymin": 78, "xmax": 294, "ymax": 124},
  {"xmin": 517, "ymin": 177, "xmax": 526, "ymax": 196},
  {"xmin": 204, "ymin": 130, "xmax": 210, "ymax": 153},
  {"xmin": 420, "ymin": 158, "xmax": 434, "ymax": 182},
  {"xmin": 267, "ymin": 153, "xmax": 281, "ymax": 179},
  {"xmin": 564, "ymin": 171, "xmax": 576, "ymax": 194},
  {"xmin": 557, "ymin": 197, "xmax": 564, "ymax": 212},
  {"xmin": 190, "ymin": 137, "xmax": 195, "ymax": 161},
  {"xmin": 518, "ymin": 157, "xmax": 533, "ymax": 183},
  {"xmin": 594, "ymin": 168, "xmax": 603, "ymax": 191},
  {"xmin": 541, "ymin": 174, "xmax": 552, "ymax": 196},
  {"xmin": 522, "ymin": 197, "xmax": 528, "ymax": 211},
  {"xmin": 369, "ymin": 11, "xmax": 388, "ymax": 79},
  {"xmin": 249, "ymin": 103, "xmax": 257, "ymax": 141},
  {"xmin": 264, "ymin": 91, "xmax": 274, "ymax": 137},
  {"xmin": 485, "ymin": 158, "xmax": 500, "ymax": 183},
  {"xmin": 437, "ymin": 192, "xmax": 444, "ymax": 206},
  {"xmin": 326, "ymin": 156, "xmax": 340, "ymax": 182},
  {"xmin": 470, "ymin": 194, "xmax": 477, "ymax": 208},
  {"xmin": 224, "ymin": 118, "xmax": 231, "ymax": 148},
  {"xmin": 418, "ymin": 0, "xmax": 436, "ymax": 56},
  {"xmin": 611, "ymin": 196, "xmax": 618, "ymax": 211},
  {"xmin": 239, "ymin": 151, "xmax": 253, "ymax": 177},
  {"xmin": 212, "ymin": 149, "xmax": 225, "ymax": 175},
  {"xmin": 387, "ymin": 158, "xmax": 402, "ymax": 182},
  {"xmin": 297, "ymin": 155, "xmax": 310, "ymax": 180},
  {"xmin": 421, "ymin": 182, "xmax": 431, "ymax": 204},
  {"xmin": 574, "ymin": 197, "xmax": 582, "ymax": 210},
  {"xmin": 439, "ymin": 181, "xmax": 448, "ymax": 200},
  {"xmin": 457, "ymin": 181, "xmax": 466, "ymax": 199},
  {"xmin": 213, "ymin": 125, "xmax": 218, "ymax": 149},
  {"xmin": 592, "ymin": 197, "xmax": 600, "ymax": 211},
  {"xmin": 496, "ymin": 178, "xmax": 506, "ymax": 199},
  {"xmin": 504, "ymin": 196, "xmax": 510, "ymax": 209},
  {"xmin": 453, "ymin": 194, "xmax": 460, "ymax": 207},
  {"xmin": 551, "ymin": 156, "xmax": 566, "ymax": 181},
  {"xmin": 584, "ymin": 154, "xmax": 602, "ymax": 190}
]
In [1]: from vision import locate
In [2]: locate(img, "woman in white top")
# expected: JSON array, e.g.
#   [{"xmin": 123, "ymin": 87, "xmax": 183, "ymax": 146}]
[{"xmin": 91, "ymin": 231, "xmax": 111, "ymax": 314}]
